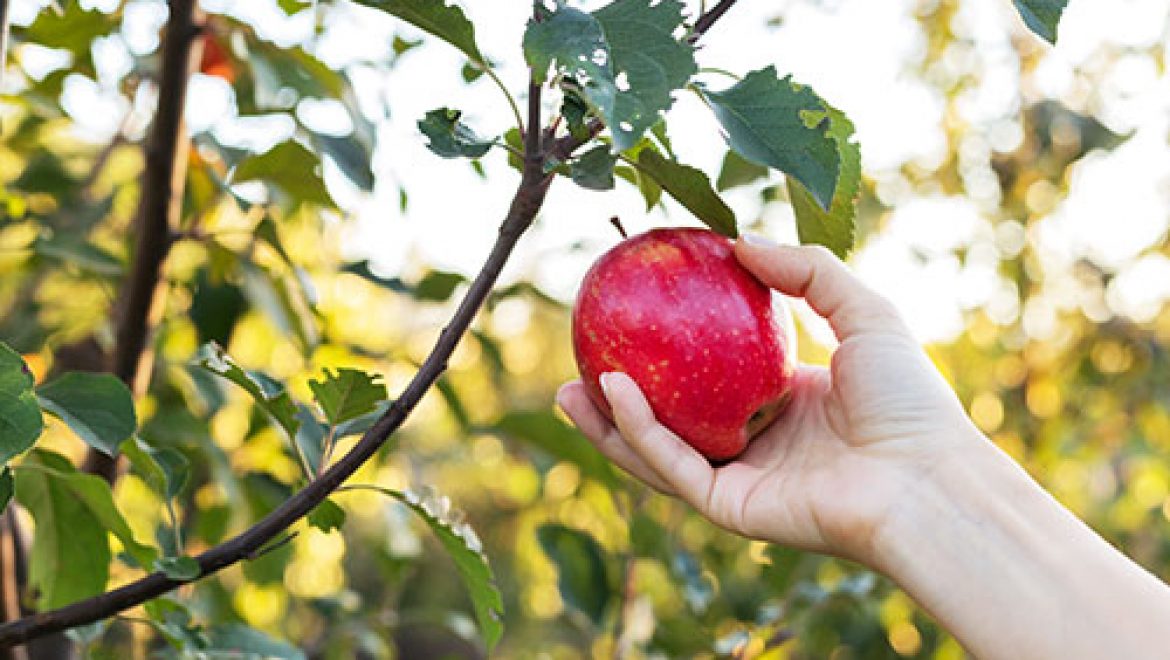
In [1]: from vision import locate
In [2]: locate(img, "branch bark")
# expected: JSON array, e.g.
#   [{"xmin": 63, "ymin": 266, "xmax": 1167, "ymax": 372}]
[
  {"xmin": 691, "ymin": 0, "xmax": 740, "ymax": 41},
  {"xmin": 82, "ymin": 0, "xmax": 204, "ymax": 482}
]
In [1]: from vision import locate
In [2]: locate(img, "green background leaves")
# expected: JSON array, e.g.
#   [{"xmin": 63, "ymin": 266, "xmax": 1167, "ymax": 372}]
[{"xmin": 0, "ymin": 344, "xmax": 43, "ymax": 465}]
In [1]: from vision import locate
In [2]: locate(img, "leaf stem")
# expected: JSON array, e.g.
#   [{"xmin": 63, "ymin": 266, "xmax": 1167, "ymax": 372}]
[
  {"xmin": 480, "ymin": 62, "xmax": 526, "ymax": 135},
  {"xmin": 164, "ymin": 500, "xmax": 183, "ymax": 555}
]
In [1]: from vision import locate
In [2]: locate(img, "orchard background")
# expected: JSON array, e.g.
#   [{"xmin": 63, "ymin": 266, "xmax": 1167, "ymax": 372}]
[{"xmin": 2, "ymin": 0, "xmax": 1170, "ymax": 657}]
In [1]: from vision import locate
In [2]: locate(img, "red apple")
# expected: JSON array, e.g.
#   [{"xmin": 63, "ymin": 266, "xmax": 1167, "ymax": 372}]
[{"xmin": 572, "ymin": 228, "xmax": 796, "ymax": 461}]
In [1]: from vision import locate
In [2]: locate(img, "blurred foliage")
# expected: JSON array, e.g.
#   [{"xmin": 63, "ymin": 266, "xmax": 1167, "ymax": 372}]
[{"xmin": 0, "ymin": 0, "xmax": 1167, "ymax": 658}]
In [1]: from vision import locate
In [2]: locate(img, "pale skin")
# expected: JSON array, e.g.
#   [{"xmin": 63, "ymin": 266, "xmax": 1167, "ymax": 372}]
[{"xmin": 557, "ymin": 235, "xmax": 1170, "ymax": 659}]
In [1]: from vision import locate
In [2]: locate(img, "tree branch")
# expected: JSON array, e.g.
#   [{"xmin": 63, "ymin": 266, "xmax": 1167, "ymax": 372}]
[
  {"xmin": 690, "ymin": 0, "xmax": 740, "ymax": 41},
  {"xmin": 0, "ymin": 0, "xmax": 11, "ymax": 95},
  {"xmin": 82, "ymin": 0, "xmax": 204, "ymax": 482},
  {"xmin": 0, "ymin": 72, "xmax": 551, "ymax": 651}
]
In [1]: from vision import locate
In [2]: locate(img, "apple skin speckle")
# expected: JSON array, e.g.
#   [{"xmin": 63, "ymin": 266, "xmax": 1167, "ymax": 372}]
[{"xmin": 572, "ymin": 228, "xmax": 796, "ymax": 461}]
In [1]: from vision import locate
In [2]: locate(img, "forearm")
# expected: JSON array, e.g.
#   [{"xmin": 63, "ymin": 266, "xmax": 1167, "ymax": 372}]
[{"xmin": 874, "ymin": 432, "xmax": 1170, "ymax": 659}]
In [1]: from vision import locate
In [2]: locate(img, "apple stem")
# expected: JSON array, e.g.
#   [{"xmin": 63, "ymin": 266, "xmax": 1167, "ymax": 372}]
[{"xmin": 610, "ymin": 216, "xmax": 628, "ymax": 239}]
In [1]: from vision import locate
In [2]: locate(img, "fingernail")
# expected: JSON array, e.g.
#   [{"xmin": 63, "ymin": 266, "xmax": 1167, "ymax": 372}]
[
  {"xmin": 554, "ymin": 383, "xmax": 571, "ymax": 410},
  {"xmin": 742, "ymin": 233, "xmax": 778, "ymax": 248},
  {"xmin": 598, "ymin": 372, "xmax": 616, "ymax": 397}
]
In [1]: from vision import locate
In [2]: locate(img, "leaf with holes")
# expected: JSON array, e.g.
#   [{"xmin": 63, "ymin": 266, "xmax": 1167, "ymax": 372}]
[
  {"xmin": 636, "ymin": 150, "xmax": 737, "ymax": 238},
  {"xmin": 785, "ymin": 106, "xmax": 860, "ymax": 259},
  {"xmin": 418, "ymin": 108, "xmax": 495, "ymax": 159},
  {"xmin": 0, "ymin": 343, "xmax": 43, "ymax": 466},
  {"xmin": 593, "ymin": 0, "xmax": 696, "ymax": 151},
  {"xmin": 524, "ymin": 0, "xmax": 696, "ymax": 152},
  {"xmin": 699, "ymin": 66, "xmax": 841, "ymax": 210},
  {"xmin": 37, "ymin": 372, "xmax": 136, "ymax": 457}
]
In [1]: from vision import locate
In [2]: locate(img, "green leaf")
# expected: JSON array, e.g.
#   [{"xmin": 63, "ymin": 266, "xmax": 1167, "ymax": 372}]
[
  {"xmin": 36, "ymin": 373, "xmax": 136, "ymax": 457},
  {"xmin": 700, "ymin": 66, "xmax": 841, "ymax": 210},
  {"xmin": 204, "ymin": 623, "xmax": 306, "ymax": 659},
  {"xmin": 145, "ymin": 598, "xmax": 207, "ymax": 650},
  {"xmin": 312, "ymin": 132, "xmax": 376, "ymax": 192},
  {"xmin": 308, "ymin": 498, "xmax": 346, "ymax": 533},
  {"xmin": 21, "ymin": 3, "xmax": 116, "ymax": 54},
  {"xmin": 418, "ymin": 108, "xmax": 494, "ymax": 159},
  {"xmin": 537, "ymin": 523, "xmax": 611, "ymax": 626},
  {"xmin": 154, "ymin": 556, "xmax": 201, "ymax": 581},
  {"xmin": 524, "ymin": 0, "xmax": 697, "ymax": 151},
  {"xmin": 195, "ymin": 343, "xmax": 300, "ymax": 442},
  {"xmin": 124, "ymin": 438, "xmax": 189, "ymax": 501},
  {"xmin": 786, "ymin": 107, "xmax": 860, "ymax": 259},
  {"xmin": 0, "ymin": 468, "xmax": 12, "ymax": 513},
  {"xmin": 334, "ymin": 401, "xmax": 391, "ymax": 439},
  {"xmin": 15, "ymin": 450, "xmax": 158, "ymax": 608},
  {"xmin": 277, "ymin": 0, "xmax": 312, "ymax": 14},
  {"xmin": 635, "ymin": 150, "xmax": 738, "ymax": 238},
  {"xmin": 415, "ymin": 270, "xmax": 467, "ymax": 302},
  {"xmin": 717, "ymin": 149, "xmax": 770, "ymax": 191},
  {"xmin": 294, "ymin": 406, "xmax": 328, "ymax": 475},
  {"xmin": 562, "ymin": 94, "xmax": 592, "ymax": 141},
  {"xmin": 351, "ymin": 0, "xmax": 484, "ymax": 63},
  {"xmin": 32, "ymin": 235, "xmax": 125, "ymax": 276},
  {"xmin": 1013, "ymin": 0, "xmax": 1068, "ymax": 43},
  {"xmin": 308, "ymin": 368, "xmax": 387, "ymax": 426},
  {"xmin": 233, "ymin": 140, "xmax": 337, "ymax": 210},
  {"xmin": 493, "ymin": 410, "xmax": 616, "ymax": 486},
  {"xmin": 356, "ymin": 486, "xmax": 503, "ymax": 649},
  {"xmin": 570, "ymin": 145, "xmax": 617, "ymax": 191},
  {"xmin": 0, "ymin": 344, "xmax": 43, "ymax": 465}
]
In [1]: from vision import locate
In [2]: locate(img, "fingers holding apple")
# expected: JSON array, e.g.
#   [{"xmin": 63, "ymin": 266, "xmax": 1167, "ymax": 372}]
[
  {"xmin": 555, "ymin": 379, "xmax": 678, "ymax": 495},
  {"xmin": 733, "ymin": 237, "xmax": 909, "ymax": 342}
]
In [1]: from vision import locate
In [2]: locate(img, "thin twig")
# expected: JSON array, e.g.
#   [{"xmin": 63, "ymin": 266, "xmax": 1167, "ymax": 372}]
[
  {"xmin": 691, "ymin": 0, "xmax": 739, "ymax": 41},
  {"xmin": 0, "ymin": 0, "xmax": 11, "ymax": 100},
  {"xmin": 82, "ymin": 0, "xmax": 205, "ymax": 483},
  {"xmin": 0, "ymin": 510, "xmax": 28, "ymax": 660}
]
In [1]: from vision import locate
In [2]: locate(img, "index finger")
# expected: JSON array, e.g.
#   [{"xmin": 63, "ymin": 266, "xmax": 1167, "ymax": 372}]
[{"xmin": 734, "ymin": 237, "xmax": 909, "ymax": 342}]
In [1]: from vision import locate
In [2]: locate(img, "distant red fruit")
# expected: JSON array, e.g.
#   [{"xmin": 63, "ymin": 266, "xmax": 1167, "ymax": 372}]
[
  {"xmin": 572, "ymin": 228, "xmax": 796, "ymax": 461},
  {"xmin": 199, "ymin": 34, "xmax": 235, "ymax": 83}
]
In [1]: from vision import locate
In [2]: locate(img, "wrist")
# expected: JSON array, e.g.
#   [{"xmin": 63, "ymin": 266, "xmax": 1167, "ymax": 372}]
[{"xmin": 869, "ymin": 427, "xmax": 1015, "ymax": 576}]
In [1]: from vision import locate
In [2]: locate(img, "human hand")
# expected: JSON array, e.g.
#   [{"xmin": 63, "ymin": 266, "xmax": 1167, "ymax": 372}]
[{"xmin": 557, "ymin": 237, "xmax": 981, "ymax": 566}]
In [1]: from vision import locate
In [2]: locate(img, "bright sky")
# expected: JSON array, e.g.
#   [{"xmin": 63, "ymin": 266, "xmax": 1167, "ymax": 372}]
[{"xmin": 8, "ymin": 0, "xmax": 1170, "ymax": 346}]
